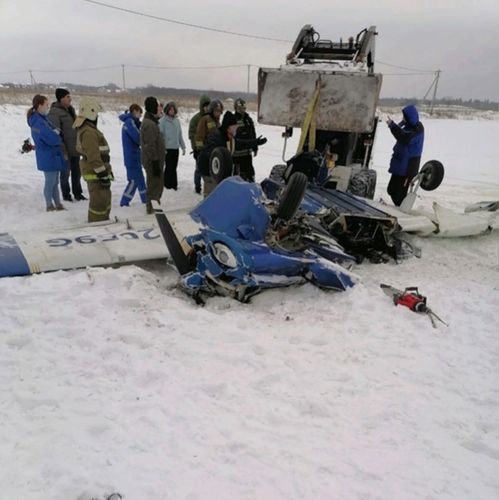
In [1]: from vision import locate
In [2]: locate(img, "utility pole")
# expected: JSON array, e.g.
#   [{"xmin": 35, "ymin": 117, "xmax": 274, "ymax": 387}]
[
  {"xmin": 29, "ymin": 69, "xmax": 36, "ymax": 88},
  {"xmin": 247, "ymin": 64, "xmax": 251, "ymax": 95},
  {"xmin": 430, "ymin": 69, "xmax": 441, "ymax": 116},
  {"xmin": 121, "ymin": 64, "xmax": 126, "ymax": 91}
]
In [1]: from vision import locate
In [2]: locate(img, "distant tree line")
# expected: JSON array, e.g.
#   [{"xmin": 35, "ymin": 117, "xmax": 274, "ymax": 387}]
[
  {"xmin": 2, "ymin": 81, "xmax": 497, "ymax": 111},
  {"xmin": 379, "ymin": 97, "xmax": 498, "ymax": 112}
]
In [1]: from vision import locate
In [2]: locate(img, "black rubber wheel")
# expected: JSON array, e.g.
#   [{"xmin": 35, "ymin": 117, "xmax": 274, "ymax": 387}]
[
  {"xmin": 276, "ymin": 172, "xmax": 308, "ymax": 221},
  {"xmin": 420, "ymin": 160, "xmax": 444, "ymax": 191},
  {"xmin": 348, "ymin": 169, "xmax": 377, "ymax": 199},
  {"xmin": 209, "ymin": 147, "xmax": 233, "ymax": 184}
]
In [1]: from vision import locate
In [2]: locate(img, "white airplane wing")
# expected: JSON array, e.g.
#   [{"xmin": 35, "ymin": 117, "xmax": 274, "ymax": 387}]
[{"xmin": 0, "ymin": 209, "xmax": 197, "ymax": 278}]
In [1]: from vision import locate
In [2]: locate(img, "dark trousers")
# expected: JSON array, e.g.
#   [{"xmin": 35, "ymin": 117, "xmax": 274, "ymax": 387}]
[
  {"xmin": 387, "ymin": 175, "xmax": 411, "ymax": 206},
  {"xmin": 164, "ymin": 149, "xmax": 180, "ymax": 190},
  {"xmin": 60, "ymin": 155, "xmax": 83, "ymax": 198},
  {"xmin": 193, "ymin": 151, "xmax": 202, "ymax": 192},
  {"xmin": 233, "ymin": 155, "xmax": 255, "ymax": 182}
]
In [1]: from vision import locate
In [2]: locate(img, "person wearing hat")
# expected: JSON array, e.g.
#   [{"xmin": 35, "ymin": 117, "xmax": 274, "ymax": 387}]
[
  {"xmin": 73, "ymin": 98, "xmax": 114, "ymax": 222},
  {"xmin": 119, "ymin": 104, "xmax": 147, "ymax": 207},
  {"xmin": 232, "ymin": 98, "xmax": 258, "ymax": 182},
  {"xmin": 195, "ymin": 99, "xmax": 223, "ymax": 151},
  {"xmin": 386, "ymin": 104, "xmax": 425, "ymax": 206},
  {"xmin": 198, "ymin": 111, "xmax": 267, "ymax": 196},
  {"xmin": 188, "ymin": 95, "xmax": 210, "ymax": 194},
  {"xmin": 140, "ymin": 96, "xmax": 165, "ymax": 214},
  {"xmin": 159, "ymin": 101, "xmax": 186, "ymax": 191},
  {"xmin": 48, "ymin": 88, "xmax": 86, "ymax": 202}
]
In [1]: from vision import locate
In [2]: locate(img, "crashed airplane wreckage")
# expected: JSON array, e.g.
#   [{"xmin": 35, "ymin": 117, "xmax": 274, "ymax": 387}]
[{"xmin": 1, "ymin": 24, "xmax": 497, "ymax": 303}]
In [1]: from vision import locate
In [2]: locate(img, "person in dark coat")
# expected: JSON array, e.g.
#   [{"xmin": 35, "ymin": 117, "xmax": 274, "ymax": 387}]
[
  {"xmin": 140, "ymin": 96, "xmax": 165, "ymax": 214},
  {"xmin": 386, "ymin": 104, "xmax": 425, "ymax": 206},
  {"xmin": 119, "ymin": 104, "xmax": 146, "ymax": 206},
  {"xmin": 27, "ymin": 94, "xmax": 67, "ymax": 211},
  {"xmin": 232, "ymin": 98, "xmax": 258, "ymax": 182},
  {"xmin": 188, "ymin": 95, "xmax": 210, "ymax": 193},
  {"xmin": 198, "ymin": 111, "xmax": 267, "ymax": 197},
  {"xmin": 48, "ymin": 88, "xmax": 86, "ymax": 201}
]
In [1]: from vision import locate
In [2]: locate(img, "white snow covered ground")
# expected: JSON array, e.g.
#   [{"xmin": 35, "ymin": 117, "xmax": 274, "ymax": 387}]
[{"xmin": 0, "ymin": 103, "xmax": 498, "ymax": 500}]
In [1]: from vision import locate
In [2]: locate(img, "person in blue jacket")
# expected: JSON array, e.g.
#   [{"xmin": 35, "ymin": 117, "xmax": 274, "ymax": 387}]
[
  {"xmin": 27, "ymin": 94, "xmax": 67, "ymax": 211},
  {"xmin": 119, "ymin": 104, "xmax": 146, "ymax": 206},
  {"xmin": 386, "ymin": 104, "xmax": 425, "ymax": 206}
]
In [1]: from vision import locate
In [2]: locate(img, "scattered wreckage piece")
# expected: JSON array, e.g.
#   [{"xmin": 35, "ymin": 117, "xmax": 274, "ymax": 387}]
[
  {"xmin": 398, "ymin": 160, "xmax": 445, "ymax": 213},
  {"xmin": 261, "ymin": 156, "xmax": 415, "ymax": 263},
  {"xmin": 464, "ymin": 200, "xmax": 499, "ymax": 214},
  {"xmin": 369, "ymin": 199, "xmax": 498, "ymax": 237}
]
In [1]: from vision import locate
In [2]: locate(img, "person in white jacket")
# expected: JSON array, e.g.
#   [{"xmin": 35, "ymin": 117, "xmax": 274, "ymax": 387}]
[{"xmin": 159, "ymin": 102, "xmax": 186, "ymax": 190}]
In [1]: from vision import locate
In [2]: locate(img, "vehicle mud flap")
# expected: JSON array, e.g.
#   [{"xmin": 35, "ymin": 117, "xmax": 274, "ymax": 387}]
[
  {"xmin": 152, "ymin": 201, "xmax": 194, "ymax": 276},
  {"xmin": 347, "ymin": 169, "xmax": 377, "ymax": 199}
]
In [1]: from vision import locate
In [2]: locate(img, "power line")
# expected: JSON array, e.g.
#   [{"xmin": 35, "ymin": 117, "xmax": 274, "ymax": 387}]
[
  {"xmin": 0, "ymin": 70, "xmax": 32, "ymax": 75},
  {"xmin": 376, "ymin": 60, "xmax": 436, "ymax": 74},
  {"xmin": 31, "ymin": 65, "xmax": 121, "ymax": 73},
  {"xmin": 82, "ymin": 0, "xmax": 293, "ymax": 43},
  {"xmin": 0, "ymin": 64, "xmax": 255, "ymax": 75},
  {"xmin": 127, "ymin": 64, "xmax": 251, "ymax": 70},
  {"xmin": 382, "ymin": 72, "xmax": 436, "ymax": 76}
]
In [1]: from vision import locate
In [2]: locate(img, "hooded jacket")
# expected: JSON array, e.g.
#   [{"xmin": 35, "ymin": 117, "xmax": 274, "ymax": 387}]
[
  {"xmin": 159, "ymin": 115, "xmax": 186, "ymax": 151},
  {"xmin": 388, "ymin": 105, "xmax": 425, "ymax": 176},
  {"xmin": 28, "ymin": 111, "xmax": 67, "ymax": 172},
  {"xmin": 48, "ymin": 101, "xmax": 78, "ymax": 156},
  {"xmin": 188, "ymin": 95, "xmax": 210, "ymax": 151},
  {"xmin": 119, "ymin": 112, "xmax": 141, "ymax": 169}
]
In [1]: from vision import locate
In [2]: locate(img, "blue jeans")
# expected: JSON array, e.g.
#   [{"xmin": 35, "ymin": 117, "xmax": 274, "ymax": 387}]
[{"xmin": 43, "ymin": 171, "xmax": 61, "ymax": 207}]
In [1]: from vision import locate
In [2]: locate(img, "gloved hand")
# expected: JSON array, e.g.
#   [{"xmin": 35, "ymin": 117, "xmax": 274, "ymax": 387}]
[
  {"xmin": 386, "ymin": 116, "xmax": 393, "ymax": 126},
  {"xmin": 108, "ymin": 169, "xmax": 114, "ymax": 181},
  {"xmin": 152, "ymin": 160, "xmax": 161, "ymax": 177},
  {"xmin": 182, "ymin": 149, "xmax": 186, "ymax": 156},
  {"xmin": 256, "ymin": 135, "xmax": 267, "ymax": 146},
  {"xmin": 253, "ymin": 148, "xmax": 258, "ymax": 157},
  {"xmin": 96, "ymin": 170, "xmax": 111, "ymax": 188},
  {"xmin": 193, "ymin": 150, "xmax": 199, "ymax": 160},
  {"xmin": 101, "ymin": 152, "xmax": 111, "ymax": 163}
]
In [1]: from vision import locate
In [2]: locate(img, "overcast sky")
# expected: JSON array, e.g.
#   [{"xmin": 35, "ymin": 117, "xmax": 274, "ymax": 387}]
[{"xmin": 1, "ymin": 0, "xmax": 498, "ymax": 99}]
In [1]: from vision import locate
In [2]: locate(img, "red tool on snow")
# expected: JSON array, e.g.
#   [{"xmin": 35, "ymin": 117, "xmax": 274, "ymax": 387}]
[{"xmin": 380, "ymin": 284, "xmax": 448, "ymax": 328}]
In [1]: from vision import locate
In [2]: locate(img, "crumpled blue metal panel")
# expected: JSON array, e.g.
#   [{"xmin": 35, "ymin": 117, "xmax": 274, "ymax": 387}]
[
  {"xmin": 261, "ymin": 177, "xmax": 394, "ymax": 220},
  {"xmin": 190, "ymin": 177, "xmax": 270, "ymax": 241},
  {"xmin": 182, "ymin": 177, "xmax": 357, "ymax": 300}
]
